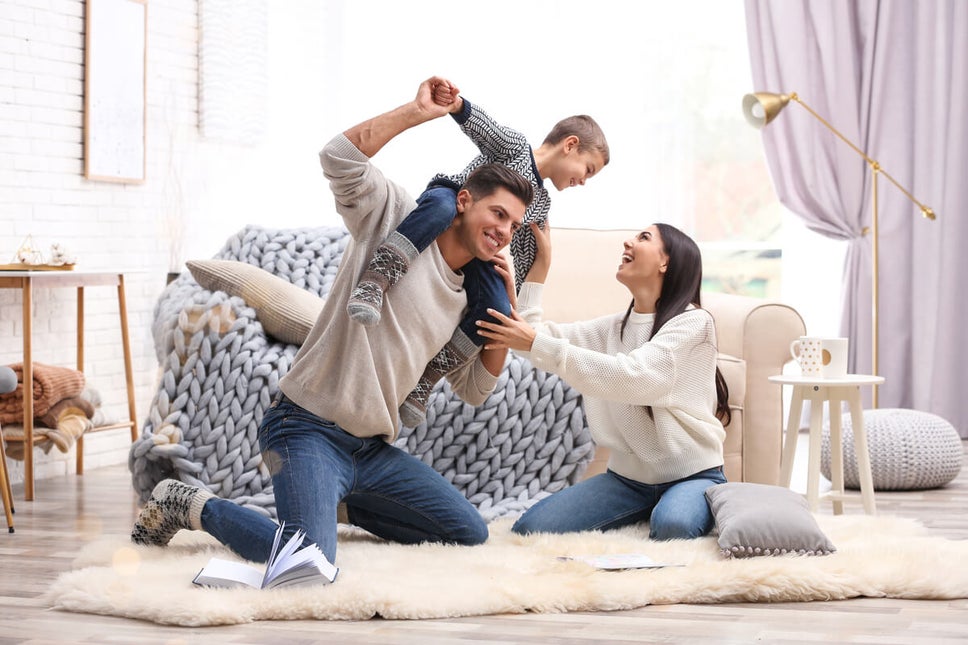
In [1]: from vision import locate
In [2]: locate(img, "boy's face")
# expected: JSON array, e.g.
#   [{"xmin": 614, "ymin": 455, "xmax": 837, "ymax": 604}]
[
  {"xmin": 454, "ymin": 188, "xmax": 526, "ymax": 260},
  {"xmin": 546, "ymin": 147, "xmax": 606, "ymax": 192}
]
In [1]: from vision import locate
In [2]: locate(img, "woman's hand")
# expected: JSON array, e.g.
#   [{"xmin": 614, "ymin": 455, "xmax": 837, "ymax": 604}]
[
  {"xmin": 476, "ymin": 308, "xmax": 536, "ymax": 352},
  {"xmin": 524, "ymin": 221, "xmax": 551, "ymax": 284}
]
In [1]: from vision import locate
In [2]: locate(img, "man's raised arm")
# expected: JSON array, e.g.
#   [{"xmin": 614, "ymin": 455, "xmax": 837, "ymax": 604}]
[{"xmin": 344, "ymin": 76, "xmax": 458, "ymax": 158}]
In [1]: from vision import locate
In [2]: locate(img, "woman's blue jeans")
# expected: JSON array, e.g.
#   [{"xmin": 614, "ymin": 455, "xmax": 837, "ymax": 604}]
[
  {"xmin": 199, "ymin": 396, "xmax": 488, "ymax": 563},
  {"xmin": 511, "ymin": 466, "xmax": 726, "ymax": 540}
]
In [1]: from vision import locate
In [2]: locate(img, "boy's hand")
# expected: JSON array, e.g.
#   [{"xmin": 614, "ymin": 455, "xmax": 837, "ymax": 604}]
[
  {"xmin": 431, "ymin": 79, "xmax": 463, "ymax": 113},
  {"xmin": 524, "ymin": 222, "xmax": 552, "ymax": 284},
  {"xmin": 346, "ymin": 76, "xmax": 456, "ymax": 157},
  {"xmin": 416, "ymin": 77, "xmax": 456, "ymax": 119},
  {"xmin": 490, "ymin": 252, "xmax": 517, "ymax": 310}
]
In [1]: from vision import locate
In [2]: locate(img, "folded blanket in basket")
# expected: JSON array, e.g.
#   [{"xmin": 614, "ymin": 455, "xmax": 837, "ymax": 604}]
[
  {"xmin": 0, "ymin": 362, "xmax": 86, "ymax": 424},
  {"xmin": 1, "ymin": 386, "xmax": 104, "ymax": 459},
  {"xmin": 36, "ymin": 395, "xmax": 95, "ymax": 428},
  {"xmin": 2, "ymin": 415, "xmax": 93, "ymax": 458}
]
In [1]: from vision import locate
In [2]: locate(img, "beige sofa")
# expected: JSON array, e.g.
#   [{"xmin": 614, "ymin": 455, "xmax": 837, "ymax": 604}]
[{"xmin": 539, "ymin": 228, "xmax": 806, "ymax": 485}]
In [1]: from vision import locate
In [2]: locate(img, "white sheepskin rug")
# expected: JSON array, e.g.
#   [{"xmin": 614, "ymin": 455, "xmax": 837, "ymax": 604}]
[{"xmin": 45, "ymin": 514, "xmax": 968, "ymax": 626}]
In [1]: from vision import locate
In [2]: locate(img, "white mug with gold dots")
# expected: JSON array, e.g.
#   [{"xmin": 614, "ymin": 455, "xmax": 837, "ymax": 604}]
[{"xmin": 790, "ymin": 336, "xmax": 849, "ymax": 378}]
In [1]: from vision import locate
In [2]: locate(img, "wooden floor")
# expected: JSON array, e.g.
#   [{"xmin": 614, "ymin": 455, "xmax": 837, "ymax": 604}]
[{"xmin": 1, "ymin": 441, "xmax": 966, "ymax": 644}]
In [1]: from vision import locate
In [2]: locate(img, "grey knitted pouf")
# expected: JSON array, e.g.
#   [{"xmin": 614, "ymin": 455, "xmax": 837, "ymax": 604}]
[{"xmin": 821, "ymin": 408, "xmax": 962, "ymax": 491}]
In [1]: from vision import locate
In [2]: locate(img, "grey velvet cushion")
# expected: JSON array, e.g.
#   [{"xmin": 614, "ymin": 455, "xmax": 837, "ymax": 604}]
[{"xmin": 705, "ymin": 482, "xmax": 836, "ymax": 558}]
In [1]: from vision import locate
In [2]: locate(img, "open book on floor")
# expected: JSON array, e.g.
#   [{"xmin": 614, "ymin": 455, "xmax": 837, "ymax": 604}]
[
  {"xmin": 193, "ymin": 522, "xmax": 338, "ymax": 589},
  {"xmin": 557, "ymin": 553, "xmax": 684, "ymax": 570}
]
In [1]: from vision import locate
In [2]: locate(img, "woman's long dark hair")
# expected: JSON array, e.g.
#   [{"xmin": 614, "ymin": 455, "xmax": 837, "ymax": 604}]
[{"xmin": 619, "ymin": 223, "xmax": 731, "ymax": 426}]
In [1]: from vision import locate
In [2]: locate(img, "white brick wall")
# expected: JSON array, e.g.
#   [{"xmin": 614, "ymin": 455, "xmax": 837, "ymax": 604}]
[{"xmin": 0, "ymin": 0, "xmax": 333, "ymax": 486}]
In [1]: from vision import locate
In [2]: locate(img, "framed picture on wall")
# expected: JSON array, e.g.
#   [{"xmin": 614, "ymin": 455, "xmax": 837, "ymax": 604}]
[{"xmin": 83, "ymin": 0, "xmax": 147, "ymax": 183}]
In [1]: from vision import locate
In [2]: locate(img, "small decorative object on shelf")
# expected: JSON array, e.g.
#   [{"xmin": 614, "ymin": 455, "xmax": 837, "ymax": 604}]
[
  {"xmin": 48, "ymin": 242, "xmax": 76, "ymax": 266},
  {"xmin": 1, "ymin": 235, "xmax": 76, "ymax": 271},
  {"xmin": 14, "ymin": 234, "xmax": 44, "ymax": 264}
]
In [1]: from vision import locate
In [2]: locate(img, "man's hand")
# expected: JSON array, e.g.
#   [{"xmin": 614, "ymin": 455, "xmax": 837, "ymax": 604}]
[
  {"xmin": 476, "ymin": 308, "xmax": 537, "ymax": 352},
  {"xmin": 344, "ymin": 75, "xmax": 456, "ymax": 157}
]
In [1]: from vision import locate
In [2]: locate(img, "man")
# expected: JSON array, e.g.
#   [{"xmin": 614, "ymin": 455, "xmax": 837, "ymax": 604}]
[{"xmin": 131, "ymin": 76, "xmax": 533, "ymax": 568}]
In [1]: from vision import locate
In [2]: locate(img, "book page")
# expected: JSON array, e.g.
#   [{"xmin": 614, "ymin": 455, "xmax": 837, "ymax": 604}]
[
  {"xmin": 264, "ymin": 525, "xmax": 308, "ymax": 586},
  {"xmin": 261, "ymin": 523, "xmax": 338, "ymax": 588},
  {"xmin": 193, "ymin": 522, "xmax": 337, "ymax": 589},
  {"xmin": 193, "ymin": 558, "xmax": 264, "ymax": 588},
  {"xmin": 266, "ymin": 544, "xmax": 338, "ymax": 588}
]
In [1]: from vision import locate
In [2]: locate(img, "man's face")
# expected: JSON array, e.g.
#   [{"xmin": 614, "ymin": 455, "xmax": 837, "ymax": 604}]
[{"xmin": 453, "ymin": 188, "xmax": 527, "ymax": 260}]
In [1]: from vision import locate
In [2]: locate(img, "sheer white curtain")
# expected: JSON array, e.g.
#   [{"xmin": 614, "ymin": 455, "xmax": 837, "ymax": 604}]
[{"xmin": 745, "ymin": 0, "xmax": 968, "ymax": 436}]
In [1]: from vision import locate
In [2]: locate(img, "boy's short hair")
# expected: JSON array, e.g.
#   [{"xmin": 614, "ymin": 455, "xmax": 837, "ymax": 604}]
[
  {"xmin": 463, "ymin": 163, "xmax": 534, "ymax": 208},
  {"xmin": 543, "ymin": 115, "xmax": 610, "ymax": 166}
]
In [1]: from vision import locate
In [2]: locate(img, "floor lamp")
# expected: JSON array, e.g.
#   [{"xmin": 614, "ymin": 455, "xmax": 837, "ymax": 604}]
[{"xmin": 742, "ymin": 92, "xmax": 936, "ymax": 408}]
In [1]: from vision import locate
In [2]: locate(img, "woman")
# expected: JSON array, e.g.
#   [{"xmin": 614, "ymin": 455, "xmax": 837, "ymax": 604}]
[{"xmin": 477, "ymin": 222, "xmax": 731, "ymax": 540}]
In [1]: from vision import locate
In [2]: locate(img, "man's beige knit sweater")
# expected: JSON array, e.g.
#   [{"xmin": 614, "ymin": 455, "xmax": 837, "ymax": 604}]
[
  {"xmin": 279, "ymin": 135, "xmax": 498, "ymax": 441},
  {"xmin": 516, "ymin": 282, "xmax": 725, "ymax": 484}
]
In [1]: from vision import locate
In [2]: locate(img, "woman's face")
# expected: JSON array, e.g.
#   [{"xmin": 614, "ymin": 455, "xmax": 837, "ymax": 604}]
[{"xmin": 616, "ymin": 224, "xmax": 668, "ymax": 289}]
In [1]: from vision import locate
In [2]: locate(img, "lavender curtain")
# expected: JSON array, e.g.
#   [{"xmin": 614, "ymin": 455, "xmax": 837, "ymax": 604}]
[{"xmin": 746, "ymin": 0, "xmax": 968, "ymax": 437}]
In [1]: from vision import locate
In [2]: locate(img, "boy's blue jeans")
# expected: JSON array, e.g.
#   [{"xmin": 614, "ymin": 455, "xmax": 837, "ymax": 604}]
[
  {"xmin": 510, "ymin": 466, "xmax": 726, "ymax": 540},
  {"xmin": 199, "ymin": 395, "xmax": 488, "ymax": 563},
  {"xmin": 398, "ymin": 183, "xmax": 512, "ymax": 342}
]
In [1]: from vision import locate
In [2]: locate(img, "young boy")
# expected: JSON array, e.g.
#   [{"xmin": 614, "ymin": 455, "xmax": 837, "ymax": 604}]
[{"xmin": 348, "ymin": 80, "xmax": 610, "ymax": 427}]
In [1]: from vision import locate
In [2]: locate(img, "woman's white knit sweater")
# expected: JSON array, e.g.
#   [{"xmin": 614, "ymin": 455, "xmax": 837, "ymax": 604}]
[{"xmin": 516, "ymin": 282, "xmax": 725, "ymax": 484}]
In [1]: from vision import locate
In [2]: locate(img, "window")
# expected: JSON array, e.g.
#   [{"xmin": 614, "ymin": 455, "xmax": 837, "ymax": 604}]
[{"xmin": 315, "ymin": 0, "xmax": 781, "ymax": 296}]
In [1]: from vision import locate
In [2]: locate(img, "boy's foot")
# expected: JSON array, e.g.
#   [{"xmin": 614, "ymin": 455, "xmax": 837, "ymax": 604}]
[
  {"xmin": 399, "ymin": 331, "xmax": 481, "ymax": 428},
  {"xmin": 347, "ymin": 232, "xmax": 419, "ymax": 327},
  {"xmin": 399, "ymin": 378, "xmax": 435, "ymax": 429},
  {"xmin": 131, "ymin": 479, "xmax": 214, "ymax": 547},
  {"xmin": 346, "ymin": 280, "xmax": 385, "ymax": 326}
]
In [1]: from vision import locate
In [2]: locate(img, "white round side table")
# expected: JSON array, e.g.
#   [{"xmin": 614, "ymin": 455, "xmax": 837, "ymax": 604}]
[{"xmin": 768, "ymin": 374, "xmax": 885, "ymax": 515}]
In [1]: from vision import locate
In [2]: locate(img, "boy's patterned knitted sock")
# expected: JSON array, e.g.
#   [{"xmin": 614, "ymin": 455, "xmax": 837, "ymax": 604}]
[
  {"xmin": 131, "ymin": 479, "xmax": 214, "ymax": 547},
  {"xmin": 400, "ymin": 329, "xmax": 481, "ymax": 428},
  {"xmin": 347, "ymin": 232, "xmax": 419, "ymax": 326}
]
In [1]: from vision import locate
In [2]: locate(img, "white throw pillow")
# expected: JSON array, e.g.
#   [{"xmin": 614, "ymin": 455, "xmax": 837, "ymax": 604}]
[{"xmin": 187, "ymin": 259, "xmax": 323, "ymax": 345}]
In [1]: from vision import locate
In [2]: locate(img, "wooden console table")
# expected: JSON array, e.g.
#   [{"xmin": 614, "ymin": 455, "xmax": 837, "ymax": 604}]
[{"xmin": 0, "ymin": 270, "xmax": 138, "ymax": 500}]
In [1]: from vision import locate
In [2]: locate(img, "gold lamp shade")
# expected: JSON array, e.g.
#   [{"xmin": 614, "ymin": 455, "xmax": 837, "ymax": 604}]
[{"xmin": 742, "ymin": 92, "xmax": 791, "ymax": 128}]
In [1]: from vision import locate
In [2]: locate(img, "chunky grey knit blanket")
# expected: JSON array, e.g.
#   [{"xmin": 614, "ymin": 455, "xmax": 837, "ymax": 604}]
[{"xmin": 130, "ymin": 225, "xmax": 594, "ymax": 521}]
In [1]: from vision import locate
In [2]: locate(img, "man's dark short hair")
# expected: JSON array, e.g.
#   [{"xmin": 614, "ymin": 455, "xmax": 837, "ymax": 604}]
[{"xmin": 463, "ymin": 163, "xmax": 534, "ymax": 208}]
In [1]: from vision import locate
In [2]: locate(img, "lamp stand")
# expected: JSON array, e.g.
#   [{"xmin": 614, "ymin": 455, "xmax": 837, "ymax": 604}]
[
  {"xmin": 742, "ymin": 92, "xmax": 935, "ymax": 409},
  {"xmin": 798, "ymin": 94, "xmax": 885, "ymax": 406},
  {"xmin": 871, "ymin": 167, "xmax": 880, "ymax": 407}
]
